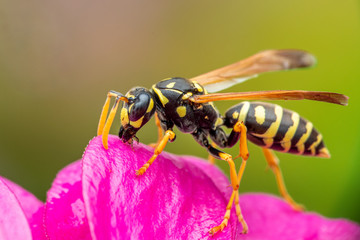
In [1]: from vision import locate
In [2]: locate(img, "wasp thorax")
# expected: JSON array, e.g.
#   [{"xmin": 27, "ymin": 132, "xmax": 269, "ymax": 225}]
[{"xmin": 119, "ymin": 87, "xmax": 156, "ymax": 143}]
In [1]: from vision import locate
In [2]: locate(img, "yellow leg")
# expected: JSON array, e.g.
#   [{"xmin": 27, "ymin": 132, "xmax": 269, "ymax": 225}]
[
  {"xmin": 233, "ymin": 122, "xmax": 250, "ymax": 233},
  {"xmin": 209, "ymin": 152, "xmax": 245, "ymax": 235},
  {"xmin": 136, "ymin": 130, "xmax": 175, "ymax": 175},
  {"xmin": 234, "ymin": 121, "xmax": 249, "ymax": 160},
  {"xmin": 207, "ymin": 142, "xmax": 217, "ymax": 164},
  {"xmin": 235, "ymin": 191, "xmax": 248, "ymax": 234},
  {"xmin": 148, "ymin": 112, "xmax": 163, "ymax": 148},
  {"xmin": 209, "ymin": 158, "xmax": 249, "ymax": 236},
  {"xmin": 262, "ymin": 148, "xmax": 304, "ymax": 211},
  {"xmin": 97, "ymin": 91, "xmax": 128, "ymax": 149},
  {"xmin": 233, "ymin": 158, "xmax": 249, "ymax": 234},
  {"xmin": 209, "ymin": 190, "xmax": 236, "ymax": 235}
]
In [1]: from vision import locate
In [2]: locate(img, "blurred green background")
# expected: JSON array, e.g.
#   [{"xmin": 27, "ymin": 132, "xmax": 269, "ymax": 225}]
[{"xmin": 1, "ymin": 1, "xmax": 359, "ymax": 222}]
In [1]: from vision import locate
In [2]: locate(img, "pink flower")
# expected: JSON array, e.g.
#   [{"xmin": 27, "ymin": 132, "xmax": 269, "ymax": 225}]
[
  {"xmin": 1, "ymin": 135, "xmax": 359, "ymax": 239},
  {"xmin": 0, "ymin": 177, "xmax": 45, "ymax": 239}
]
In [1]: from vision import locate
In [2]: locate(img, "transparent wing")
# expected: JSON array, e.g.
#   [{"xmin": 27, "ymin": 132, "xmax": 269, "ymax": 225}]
[
  {"xmin": 189, "ymin": 90, "xmax": 348, "ymax": 106},
  {"xmin": 191, "ymin": 49, "xmax": 316, "ymax": 93}
]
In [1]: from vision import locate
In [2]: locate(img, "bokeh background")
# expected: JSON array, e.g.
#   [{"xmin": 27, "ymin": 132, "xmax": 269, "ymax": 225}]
[{"xmin": 1, "ymin": 1, "xmax": 359, "ymax": 223}]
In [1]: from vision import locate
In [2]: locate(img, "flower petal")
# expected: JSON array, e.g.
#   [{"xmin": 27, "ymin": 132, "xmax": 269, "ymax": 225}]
[
  {"xmin": 239, "ymin": 193, "xmax": 360, "ymax": 240},
  {"xmin": 81, "ymin": 135, "xmax": 360, "ymax": 240},
  {"xmin": 82, "ymin": 135, "xmax": 240, "ymax": 240},
  {"xmin": 0, "ymin": 178, "xmax": 32, "ymax": 240},
  {"xmin": 1, "ymin": 177, "xmax": 46, "ymax": 239},
  {"xmin": 2, "ymin": 178, "xmax": 43, "ymax": 221},
  {"xmin": 45, "ymin": 160, "xmax": 91, "ymax": 240}
]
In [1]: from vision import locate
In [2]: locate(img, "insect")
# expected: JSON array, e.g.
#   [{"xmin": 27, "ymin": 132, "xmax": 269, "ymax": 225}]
[{"xmin": 96, "ymin": 49, "xmax": 348, "ymax": 235}]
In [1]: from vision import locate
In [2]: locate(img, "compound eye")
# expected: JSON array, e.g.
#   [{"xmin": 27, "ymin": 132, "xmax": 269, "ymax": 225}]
[{"xmin": 128, "ymin": 94, "xmax": 150, "ymax": 121}]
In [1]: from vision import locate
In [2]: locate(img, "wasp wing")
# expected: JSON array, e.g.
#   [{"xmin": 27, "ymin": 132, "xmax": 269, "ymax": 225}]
[
  {"xmin": 191, "ymin": 49, "xmax": 316, "ymax": 93},
  {"xmin": 190, "ymin": 90, "xmax": 348, "ymax": 106}
]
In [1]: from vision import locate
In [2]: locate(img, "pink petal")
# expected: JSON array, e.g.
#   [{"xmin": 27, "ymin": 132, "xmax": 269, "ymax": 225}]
[
  {"xmin": 239, "ymin": 193, "xmax": 360, "ymax": 240},
  {"xmin": 2, "ymin": 178, "xmax": 43, "ymax": 221},
  {"xmin": 45, "ymin": 160, "xmax": 91, "ymax": 240},
  {"xmin": 0, "ymin": 178, "xmax": 32, "ymax": 240},
  {"xmin": 1, "ymin": 177, "xmax": 46, "ymax": 239},
  {"xmin": 82, "ymin": 135, "xmax": 240, "ymax": 240}
]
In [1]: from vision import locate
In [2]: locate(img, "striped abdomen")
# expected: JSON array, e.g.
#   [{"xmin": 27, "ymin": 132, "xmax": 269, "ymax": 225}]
[{"xmin": 224, "ymin": 101, "xmax": 330, "ymax": 158}]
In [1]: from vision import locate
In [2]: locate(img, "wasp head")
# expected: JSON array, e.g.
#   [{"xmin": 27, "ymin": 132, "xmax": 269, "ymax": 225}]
[{"xmin": 119, "ymin": 87, "xmax": 156, "ymax": 143}]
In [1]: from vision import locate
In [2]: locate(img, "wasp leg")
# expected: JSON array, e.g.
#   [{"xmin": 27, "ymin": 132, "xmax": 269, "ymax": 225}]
[
  {"xmin": 136, "ymin": 130, "xmax": 175, "ymax": 176},
  {"xmin": 207, "ymin": 151, "xmax": 240, "ymax": 235},
  {"xmin": 234, "ymin": 190, "xmax": 248, "ymax": 234},
  {"xmin": 148, "ymin": 112, "xmax": 163, "ymax": 148},
  {"xmin": 208, "ymin": 150, "xmax": 250, "ymax": 235},
  {"xmin": 232, "ymin": 157, "xmax": 249, "ymax": 234},
  {"xmin": 262, "ymin": 148, "xmax": 304, "ymax": 211},
  {"xmin": 207, "ymin": 142, "xmax": 217, "ymax": 164},
  {"xmin": 209, "ymin": 121, "xmax": 250, "ymax": 233},
  {"xmin": 209, "ymin": 120, "xmax": 248, "ymax": 160},
  {"xmin": 97, "ymin": 91, "xmax": 128, "ymax": 149},
  {"xmin": 209, "ymin": 190, "xmax": 236, "ymax": 235},
  {"xmin": 232, "ymin": 121, "xmax": 249, "ymax": 234},
  {"xmin": 233, "ymin": 121, "xmax": 249, "ymax": 160},
  {"xmin": 192, "ymin": 130, "xmax": 245, "ymax": 235}
]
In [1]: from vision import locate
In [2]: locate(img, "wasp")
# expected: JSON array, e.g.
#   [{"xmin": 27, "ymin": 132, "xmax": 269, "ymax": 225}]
[{"xmin": 96, "ymin": 50, "xmax": 348, "ymax": 235}]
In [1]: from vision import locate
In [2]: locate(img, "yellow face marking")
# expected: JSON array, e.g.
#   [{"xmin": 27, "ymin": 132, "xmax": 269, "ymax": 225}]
[
  {"xmin": 152, "ymin": 85, "xmax": 169, "ymax": 107},
  {"xmin": 204, "ymin": 116, "xmax": 209, "ymax": 120},
  {"xmin": 176, "ymin": 106, "xmax": 187, "ymax": 117},
  {"xmin": 130, "ymin": 116, "xmax": 144, "ymax": 128},
  {"xmin": 215, "ymin": 117, "xmax": 223, "ymax": 127},
  {"xmin": 281, "ymin": 112, "xmax": 300, "ymax": 144},
  {"xmin": 263, "ymin": 138, "xmax": 274, "ymax": 148},
  {"xmin": 232, "ymin": 111, "xmax": 239, "ymax": 120},
  {"xmin": 182, "ymin": 92, "xmax": 193, "ymax": 100},
  {"xmin": 146, "ymin": 98, "xmax": 154, "ymax": 113},
  {"xmin": 238, "ymin": 102, "xmax": 250, "ymax": 123},
  {"xmin": 166, "ymin": 82, "xmax": 176, "ymax": 88},
  {"xmin": 254, "ymin": 106, "xmax": 266, "ymax": 125},
  {"xmin": 192, "ymin": 81, "xmax": 203, "ymax": 92},
  {"xmin": 121, "ymin": 108, "xmax": 129, "ymax": 126},
  {"xmin": 253, "ymin": 105, "xmax": 283, "ymax": 139},
  {"xmin": 126, "ymin": 93, "xmax": 135, "ymax": 99},
  {"xmin": 296, "ymin": 122, "xmax": 313, "ymax": 147},
  {"xmin": 128, "ymin": 103, "xmax": 134, "ymax": 113},
  {"xmin": 309, "ymin": 134, "xmax": 323, "ymax": 155}
]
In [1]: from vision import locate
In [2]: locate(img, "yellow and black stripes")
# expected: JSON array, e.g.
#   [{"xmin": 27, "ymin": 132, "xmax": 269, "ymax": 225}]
[{"xmin": 224, "ymin": 101, "xmax": 330, "ymax": 157}]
